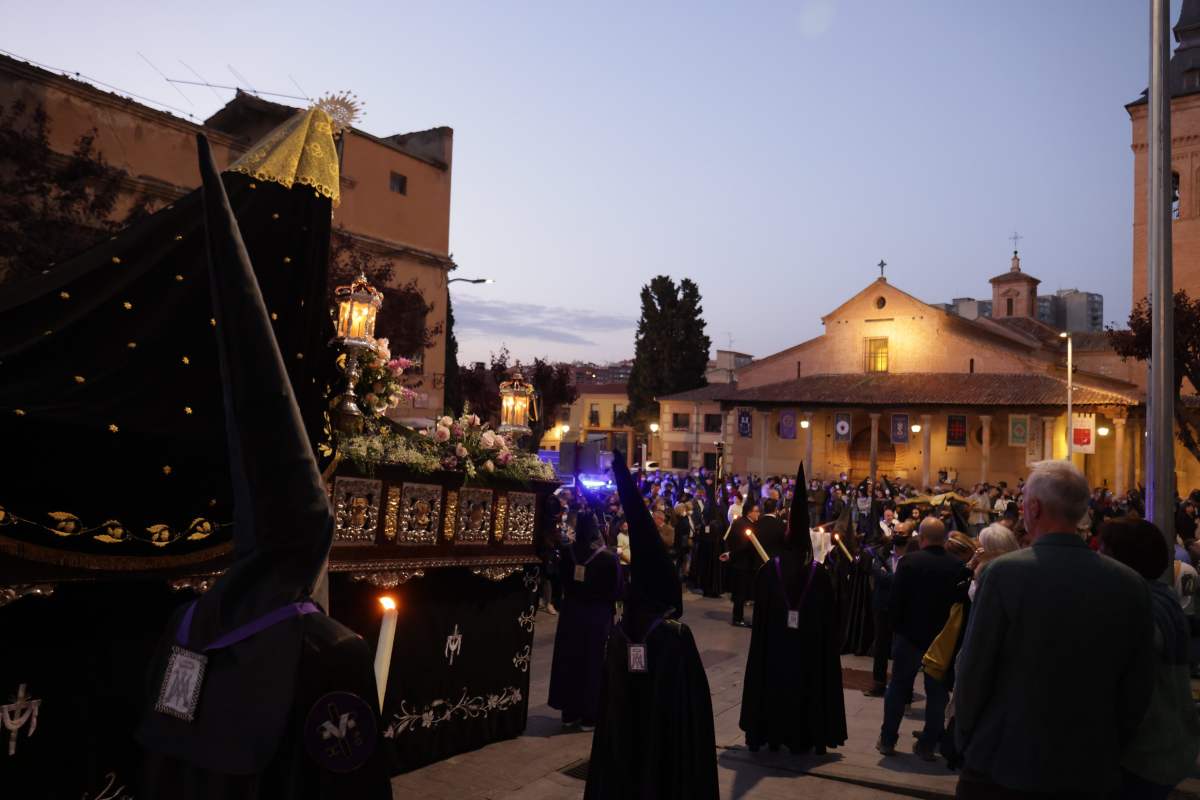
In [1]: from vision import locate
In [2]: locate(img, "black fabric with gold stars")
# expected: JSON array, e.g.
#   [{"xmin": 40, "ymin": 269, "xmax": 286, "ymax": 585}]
[{"xmin": 0, "ymin": 172, "xmax": 335, "ymax": 573}]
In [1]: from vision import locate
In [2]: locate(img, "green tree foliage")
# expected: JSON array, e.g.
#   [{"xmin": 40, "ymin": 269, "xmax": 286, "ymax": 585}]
[
  {"xmin": 443, "ymin": 293, "xmax": 463, "ymax": 415},
  {"xmin": 0, "ymin": 101, "xmax": 151, "ymax": 285},
  {"xmin": 1108, "ymin": 290, "xmax": 1200, "ymax": 464},
  {"xmin": 627, "ymin": 275, "xmax": 712, "ymax": 426},
  {"xmin": 458, "ymin": 346, "xmax": 578, "ymax": 452}
]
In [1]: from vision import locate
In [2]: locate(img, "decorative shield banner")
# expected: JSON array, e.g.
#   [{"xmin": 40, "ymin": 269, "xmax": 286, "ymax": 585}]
[
  {"xmin": 1072, "ymin": 413, "xmax": 1096, "ymax": 454},
  {"xmin": 947, "ymin": 414, "xmax": 968, "ymax": 447},
  {"xmin": 890, "ymin": 414, "xmax": 909, "ymax": 444},
  {"xmin": 1008, "ymin": 414, "xmax": 1030, "ymax": 447},
  {"xmin": 1026, "ymin": 417, "xmax": 1044, "ymax": 465},
  {"xmin": 779, "ymin": 409, "xmax": 797, "ymax": 440},
  {"xmin": 834, "ymin": 413, "xmax": 852, "ymax": 443},
  {"xmin": 737, "ymin": 409, "xmax": 753, "ymax": 438}
]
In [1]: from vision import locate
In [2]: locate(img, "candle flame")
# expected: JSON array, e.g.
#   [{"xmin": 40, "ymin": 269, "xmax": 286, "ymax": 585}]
[{"xmin": 379, "ymin": 596, "xmax": 397, "ymax": 611}]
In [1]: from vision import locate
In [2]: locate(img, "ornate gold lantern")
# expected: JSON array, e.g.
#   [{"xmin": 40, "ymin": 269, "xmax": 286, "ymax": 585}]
[
  {"xmin": 498, "ymin": 371, "xmax": 534, "ymax": 438},
  {"xmin": 330, "ymin": 272, "xmax": 383, "ymax": 434}
]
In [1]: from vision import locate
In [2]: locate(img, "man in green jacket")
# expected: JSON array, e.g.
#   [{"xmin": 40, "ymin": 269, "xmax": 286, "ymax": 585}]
[{"xmin": 954, "ymin": 460, "xmax": 1154, "ymax": 798}]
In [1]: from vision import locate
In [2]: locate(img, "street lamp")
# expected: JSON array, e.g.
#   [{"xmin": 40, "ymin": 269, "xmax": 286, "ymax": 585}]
[
  {"xmin": 643, "ymin": 422, "xmax": 660, "ymax": 472},
  {"xmin": 910, "ymin": 423, "xmax": 922, "ymax": 434},
  {"xmin": 1060, "ymin": 331, "xmax": 1073, "ymax": 461},
  {"xmin": 448, "ymin": 277, "xmax": 494, "ymax": 285}
]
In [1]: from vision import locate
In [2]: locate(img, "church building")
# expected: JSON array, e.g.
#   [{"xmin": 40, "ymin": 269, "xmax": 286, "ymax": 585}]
[{"xmin": 658, "ymin": 253, "xmax": 1143, "ymax": 491}]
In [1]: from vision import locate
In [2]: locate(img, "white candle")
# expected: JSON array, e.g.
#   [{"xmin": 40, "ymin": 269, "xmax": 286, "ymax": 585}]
[{"xmin": 374, "ymin": 596, "xmax": 399, "ymax": 709}]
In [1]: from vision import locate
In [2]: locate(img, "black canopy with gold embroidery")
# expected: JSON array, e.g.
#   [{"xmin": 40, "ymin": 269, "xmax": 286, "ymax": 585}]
[{"xmin": 0, "ymin": 108, "xmax": 340, "ymax": 579}]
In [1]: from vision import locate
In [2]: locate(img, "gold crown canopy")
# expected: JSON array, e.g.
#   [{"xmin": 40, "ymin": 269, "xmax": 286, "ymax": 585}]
[{"xmin": 228, "ymin": 106, "xmax": 341, "ymax": 205}]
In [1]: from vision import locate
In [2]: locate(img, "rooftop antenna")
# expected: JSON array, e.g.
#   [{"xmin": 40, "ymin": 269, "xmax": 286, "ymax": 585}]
[
  {"xmin": 288, "ymin": 74, "xmax": 313, "ymax": 104},
  {"xmin": 227, "ymin": 64, "xmax": 258, "ymax": 95},
  {"xmin": 179, "ymin": 60, "xmax": 224, "ymax": 102},
  {"xmin": 137, "ymin": 51, "xmax": 193, "ymax": 108}
]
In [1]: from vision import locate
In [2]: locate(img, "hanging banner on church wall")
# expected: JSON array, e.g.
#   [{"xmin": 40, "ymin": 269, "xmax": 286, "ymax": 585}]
[
  {"xmin": 834, "ymin": 412, "xmax": 852, "ymax": 443},
  {"xmin": 1071, "ymin": 413, "xmax": 1096, "ymax": 454},
  {"xmin": 737, "ymin": 409, "xmax": 753, "ymax": 438},
  {"xmin": 890, "ymin": 414, "xmax": 909, "ymax": 444},
  {"xmin": 947, "ymin": 414, "xmax": 968, "ymax": 447},
  {"xmin": 1026, "ymin": 417, "xmax": 1044, "ymax": 465},
  {"xmin": 778, "ymin": 409, "xmax": 797, "ymax": 440},
  {"xmin": 1008, "ymin": 414, "xmax": 1030, "ymax": 447}
]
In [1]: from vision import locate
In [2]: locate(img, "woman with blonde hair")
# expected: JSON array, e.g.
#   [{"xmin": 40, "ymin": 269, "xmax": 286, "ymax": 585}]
[{"xmin": 968, "ymin": 524, "xmax": 1020, "ymax": 601}]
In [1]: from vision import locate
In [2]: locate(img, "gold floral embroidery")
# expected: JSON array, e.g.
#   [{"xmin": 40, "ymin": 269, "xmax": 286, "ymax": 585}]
[{"xmin": 228, "ymin": 107, "xmax": 341, "ymax": 205}]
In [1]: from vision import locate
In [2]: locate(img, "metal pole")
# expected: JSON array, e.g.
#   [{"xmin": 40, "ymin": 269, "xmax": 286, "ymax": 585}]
[
  {"xmin": 1148, "ymin": 0, "xmax": 1177, "ymax": 561},
  {"xmin": 1066, "ymin": 335, "xmax": 1073, "ymax": 462}
]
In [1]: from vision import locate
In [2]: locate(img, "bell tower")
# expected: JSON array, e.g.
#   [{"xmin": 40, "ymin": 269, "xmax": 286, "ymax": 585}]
[{"xmin": 989, "ymin": 250, "xmax": 1040, "ymax": 319}]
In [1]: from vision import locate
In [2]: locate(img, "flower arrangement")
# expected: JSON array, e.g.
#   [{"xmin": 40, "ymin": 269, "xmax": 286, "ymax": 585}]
[
  {"xmin": 338, "ymin": 408, "xmax": 555, "ymax": 483},
  {"xmin": 346, "ymin": 337, "xmax": 417, "ymax": 421}
]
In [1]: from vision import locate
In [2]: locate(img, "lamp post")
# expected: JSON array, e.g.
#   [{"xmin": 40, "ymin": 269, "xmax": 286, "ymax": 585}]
[
  {"xmin": 331, "ymin": 272, "xmax": 383, "ymax": 434},
  {"xmin": 1060, "ymin": 331, "xmax": 1073, "ymax": 461},
  {"xmin": 449, "ymin": 277, "xmax": 494, "ymax": 285},
  {"xmin": 644, "ymin": 422, "xmax": 659, "ymax": 472}
]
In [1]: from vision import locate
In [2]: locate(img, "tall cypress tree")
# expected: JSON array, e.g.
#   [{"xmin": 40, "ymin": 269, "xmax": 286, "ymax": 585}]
[
  {"xmin": 443, "ymin": 293, "xmax": 463, "ymax": 415},
  {"xmin": 628, "ymin": 275, "xmax": 711, "ymax": 427}
]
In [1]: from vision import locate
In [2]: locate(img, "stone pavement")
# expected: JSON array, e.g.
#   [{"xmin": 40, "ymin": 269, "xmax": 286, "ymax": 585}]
[{"xmin": 391, "ymin": 591, "xmax": 1200, "ymax": 799}]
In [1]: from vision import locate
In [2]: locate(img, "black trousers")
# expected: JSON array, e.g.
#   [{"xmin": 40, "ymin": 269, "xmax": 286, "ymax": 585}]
[
  {"xmin": 871, "ymin": 606, "xmax": 893, "ymax": 687},
  {"xmin": 731, "ymin": 568, "xmax": 752, "ymax": 622}
]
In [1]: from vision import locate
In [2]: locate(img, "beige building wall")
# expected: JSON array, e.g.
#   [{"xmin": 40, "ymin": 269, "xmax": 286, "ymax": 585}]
[{"xmin": 737, "ymin": 280, "xmax": 1043, "ymax": 390}]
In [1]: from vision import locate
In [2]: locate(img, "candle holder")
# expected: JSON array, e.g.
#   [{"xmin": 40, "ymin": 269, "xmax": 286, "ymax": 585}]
[
  {"xmin": 331, "ymin": 272, "xmax": 383, "ymax": 434},
  {"xmin": 497, "ymin": 371, "xmax": 534, "ymax": 439}
]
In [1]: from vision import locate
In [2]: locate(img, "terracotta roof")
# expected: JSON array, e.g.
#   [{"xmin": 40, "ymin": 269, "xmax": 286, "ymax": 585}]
[
  {"xmin": 991, "ymin": 316, "xmax": 1063, "ymax": 346},
  {"xmin": 658, "ymin": 382, "xmax": 737, "ymax": 402},
  {"xmin": 1070, "ymin": 331, "xmax": 1115, "ymax": 350},
  {"xmin": 724, "ymin": 373, "xmax": 1140, "ymax": 408}
]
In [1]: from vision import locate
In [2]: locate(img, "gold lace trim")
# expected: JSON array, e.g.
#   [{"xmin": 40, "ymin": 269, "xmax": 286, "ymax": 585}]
[{"xmin": 228, "ymin": 107, "xmax": 341, "ymax": 206}]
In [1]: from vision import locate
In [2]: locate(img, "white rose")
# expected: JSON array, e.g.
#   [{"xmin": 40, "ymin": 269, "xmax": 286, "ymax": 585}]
[
  {"xmin": 480, "ymin": 431, "xmax": 497, "ymax": 449},
  {"xmin": 439, "ymin": 415, "xmax": 453, "ymax": 428},
  {"xmin": 483, "ymin": 460, "xmax": 495, "ymax": 473}
]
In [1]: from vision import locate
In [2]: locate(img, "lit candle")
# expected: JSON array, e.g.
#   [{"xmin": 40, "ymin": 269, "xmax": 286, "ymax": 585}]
[{"xmin": 374, "ymin": 596, "xmax": 399, "ymax": 709}]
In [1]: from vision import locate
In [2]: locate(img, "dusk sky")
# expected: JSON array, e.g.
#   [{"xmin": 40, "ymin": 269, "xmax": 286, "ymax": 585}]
[{"xmin": 4, "ymin": 1, "xmax": 1168, "ymax": 365}]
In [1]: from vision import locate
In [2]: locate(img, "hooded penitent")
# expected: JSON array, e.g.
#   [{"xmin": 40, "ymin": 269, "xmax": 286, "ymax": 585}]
[
  {"xmin": 136, "ymin": 135, "xmax": 389, "ymax": 796},
  {"xmin": 611, "ymin": 449, "xmax": 682, "ymax": 618},
  {"xmin": 739, "ymin": 462, "xmax": 847, "ymax": 752}
]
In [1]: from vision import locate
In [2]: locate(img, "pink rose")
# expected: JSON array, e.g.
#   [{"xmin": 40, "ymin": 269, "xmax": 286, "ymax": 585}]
[
  {"xmin": 455, "ymin": 444, "xmax": 468, "ymax": 458},
  {"xmin": 483, "ymin": 460, "xmax": 495, "ymax": 473},
  {"xmin": 434, "ymin": 425, "xmax": 451, "ymax": 442},
  {"xmin": 497, "ymin": 450, "xmax": 512, "ymax": 466},
  {"xmin": 480, "ymin": 431, "xmax": 497, "ymax": 449},
  {"xmin": 451, "ymin": 424, "xmax": 464, "ymax": 439}
]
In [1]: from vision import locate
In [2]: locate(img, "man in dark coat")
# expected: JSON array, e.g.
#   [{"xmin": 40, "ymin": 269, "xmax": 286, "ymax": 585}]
[
  {"xmin": 136, "ymin": 135, "xmax": 390, "ymax": 798},
  {"xmin": 953, "ymin": 460, "xmax": 1154, "ymax": 797},
  {"xmin": 722, "ymin": 495, "xmax": 763, "ymax": 627},
  {"xmin": 549, "ymin": 509, "xmax": 623, "ymax": 730},
  {"xmin": 585, "ymin": 451, "xmax": 718, "ymax": 800},
  {"xmin": 862, "ymin": 522, "xmax": 909, "ymax": 697},
  {"xmin": 755, "ymin": 498, "xmax": 788, "ymax": 560},
  {"xmin": 740, "ymin": 465, "xmax": 846, "ymax": 754},
  {"xmin": 876, "ymin": 517, "xmax": 969, "ymax": 762}
]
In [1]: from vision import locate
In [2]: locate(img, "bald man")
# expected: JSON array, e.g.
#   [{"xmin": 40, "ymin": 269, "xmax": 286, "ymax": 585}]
[{"xmin": 877, "ymin": 517, "xmax": 971, "ymax": 761}]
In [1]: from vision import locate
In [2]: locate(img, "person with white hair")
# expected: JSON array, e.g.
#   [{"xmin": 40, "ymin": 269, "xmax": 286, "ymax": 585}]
[
  {"xmin": 966, "ymin": 525, "xmax": 1020, "ymax": 602},
  {"xmin": 953, "ymin": 460, "xmax": 1155, "ymax": 798}
]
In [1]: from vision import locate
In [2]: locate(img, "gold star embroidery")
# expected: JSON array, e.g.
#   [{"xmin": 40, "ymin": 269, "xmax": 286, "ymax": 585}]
[
  {"xmin": 123, "ymin": 301, "xmax": 133, "ymax": 310},
  {"xmin": 249, "ymin": 182, "xmax": 257, "ymax": 189},
  {"xmin": 127, "ymin": 342, "xmax": 137, "ymax": 349},
  {"xmin": 181, "ymin": 356, "xmax": 190, "ymax": 365},
  {"xmin": 174, "ymin": 234, "xmax": 183, "ymax": 241},
  {"xmin": 108, "ymin": 423, "xmax": 119, "ymax": 433},
  {"xmin": 73, "ymin": 375, "xmax": 85, "ymax": 384},
  {"xmin": 272, "ymin": 213, "xmax": 280, "ymax": 220},
  {"xmin": 43, "ymin": 330, "xmax": 52, "ymax": 337},
  {"xmin": 175, "ymin": 274, "xmax": 184, "ymax": 282},
  {"xmin": 296, "ymin": 353, "xmax": 304, "ymax": 360},
  {"xmin": 59, "ymin": 291, "xmax": 70, "ymax": 300},
  {"xmin": 162, "ymin": 466, "xmax": 172, "ymax": 476},
  {"xmin": 270, "ymin": 312, "xmax": 278, "ymax": 321},
  {"xmin": 283, "ymin": 256, "xmax": 292, "ymax": 264},
  {"xmin": 209, "ymin": 498, "xmax": 218, "ymax": 506},
  {"xmin": 209, "ymin": 318, "xmax": 216, "ymax": 327},
  {"xmin": 111, "ymin": 256, "xmax": 121, "ymax": 265},
  {"xmin": 183, "ymin": 406, "xmax": 193, "ymax": 415},
  {"xmin": 13, "ymin": 409, "xmax": 25, "ymax": 416}
]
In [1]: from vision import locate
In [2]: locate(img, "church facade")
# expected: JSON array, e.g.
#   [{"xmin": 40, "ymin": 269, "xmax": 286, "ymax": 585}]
[{"xmin": 659, "ymin": 255, "xmax": 1145, "ymax": 491}]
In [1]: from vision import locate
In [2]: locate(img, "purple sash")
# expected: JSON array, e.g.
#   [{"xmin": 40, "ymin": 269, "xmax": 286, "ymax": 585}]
[
  {"xmin": 176, "ymin": 600, "xmax": 321, "ymax": 652},
  {"xmin": 773, "ymin": 557, "xmax": 819, "ymax": 614}
]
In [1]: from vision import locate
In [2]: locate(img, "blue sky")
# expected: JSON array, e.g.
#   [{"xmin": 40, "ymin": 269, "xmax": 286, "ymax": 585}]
[{"xmin": 3, "ymin": 1, "xmax": 1164, "ymax": 364}]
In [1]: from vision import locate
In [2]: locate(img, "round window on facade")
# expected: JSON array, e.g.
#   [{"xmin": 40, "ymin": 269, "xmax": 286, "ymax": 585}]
[{"xmin": 875, "ymin": 296, "xmax": 887, "ymax": 309}]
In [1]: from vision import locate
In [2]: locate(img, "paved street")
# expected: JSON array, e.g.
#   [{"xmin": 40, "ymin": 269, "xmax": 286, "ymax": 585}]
[{"xmin": 391, "ymin": 591, "xmax": 963, "ymax": 799}]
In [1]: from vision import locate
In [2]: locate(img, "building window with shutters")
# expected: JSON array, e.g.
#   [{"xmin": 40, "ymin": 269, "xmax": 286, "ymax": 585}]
[
  {"xmin": 389, "ymin": 172, "xmax": 408, "ymax": 195},
  {"xmin": 588, "ymin": 404, "xmax": 600, "ymax": 427},
  {"xmin": 864, "ymin": 337, "xmax": 889, "ymax": 373}
]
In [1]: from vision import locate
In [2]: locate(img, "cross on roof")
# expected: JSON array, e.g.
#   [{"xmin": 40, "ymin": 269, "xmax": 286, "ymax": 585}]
[
  {"xmin": 1009, "ymin": 231, "xmax": 1023, "ymax": 251},
  {"xmin": 877, "ymin": 259, "xmax": 887, "ymax": 278}
]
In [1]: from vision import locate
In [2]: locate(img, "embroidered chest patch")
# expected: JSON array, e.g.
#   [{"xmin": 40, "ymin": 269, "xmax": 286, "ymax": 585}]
[{"xmin": 154, "ymin": 646, "xmax": 208, "ymax": 722}]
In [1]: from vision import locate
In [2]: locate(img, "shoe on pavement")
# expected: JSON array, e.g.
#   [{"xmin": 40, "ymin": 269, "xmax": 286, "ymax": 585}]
[
  {"xmin": 862, "ymin": 686, "xmax": 886, "ymax": 698},
  {"xmin": 913, "ymin": 740, "xmax": 938, "ymax": 762},
  {"xmin": 546, "ymin": 605, "xmax": 558, "ymax": 616},
  {"xmin": 875, "ymin": 737, "xmax": 896, "ymax": 756}
]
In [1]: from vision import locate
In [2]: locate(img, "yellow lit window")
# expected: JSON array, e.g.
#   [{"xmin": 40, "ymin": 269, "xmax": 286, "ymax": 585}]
[{"xmin": 865, "ymin": 337, "xmax": 889, "ymax": 373}]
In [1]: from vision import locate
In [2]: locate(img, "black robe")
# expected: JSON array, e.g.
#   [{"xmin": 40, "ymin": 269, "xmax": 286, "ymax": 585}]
[
  {"xmin": 692, "ymin": 518, "xmax": 727, "ymax": 598},
  {"xmin": 138, "ymin": 608, "xmax": 391, "ymax": 799},
  {"xmin": 739, "ymin": 554, "xmax": 847, "ymax": 752},
  {"xmin": 824, "ymin": 546, "xmax": 874, "ymax": 656},
  {"xmin": 584, "ymin": 611, "xmax": 718, "ymax": 800}
]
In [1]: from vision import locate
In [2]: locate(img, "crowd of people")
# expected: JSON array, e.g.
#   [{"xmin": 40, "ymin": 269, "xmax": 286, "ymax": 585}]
[{"xmin": 539, "ymin": 459, "xmax": 1200, "ymax": 799}]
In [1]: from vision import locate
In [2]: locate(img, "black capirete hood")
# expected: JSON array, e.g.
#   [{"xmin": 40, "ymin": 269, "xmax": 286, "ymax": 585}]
[
  {"xmin": 787, "ymin": 464, "xmax": 814, "ymax": 562},
  {"xmin": 611, "ymin": 449, "xmax": 682, "ymax": 617}
]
